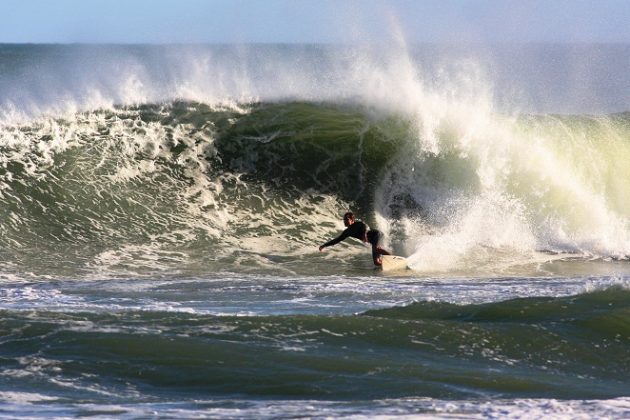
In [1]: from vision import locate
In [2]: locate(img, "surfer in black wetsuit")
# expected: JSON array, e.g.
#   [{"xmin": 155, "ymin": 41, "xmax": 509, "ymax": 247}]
[{"xmin": 319, "ymin": 212, "xmax": 391, "ymax": 266}]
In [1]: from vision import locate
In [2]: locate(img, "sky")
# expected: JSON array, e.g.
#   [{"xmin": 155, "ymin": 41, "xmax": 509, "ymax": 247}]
[{"xmin": 2, "ymin": 0, "xmax": 630, "ymax": 44}]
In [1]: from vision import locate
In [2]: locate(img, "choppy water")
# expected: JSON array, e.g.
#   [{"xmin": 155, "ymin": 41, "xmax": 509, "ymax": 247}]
[{"xmin": 0, "ymin": 43, "xmax": 629, "ymax": 418}]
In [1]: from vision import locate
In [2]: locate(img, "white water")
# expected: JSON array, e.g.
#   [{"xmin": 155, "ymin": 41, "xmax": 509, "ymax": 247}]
[
  {"xmin": 367, "ymin": 51, "xmax": 630, "ymax": 271},
  {"xmin": 1, "ymin": 44, "xmax": 630, "ymax": 276},
  {"xmin": 2, "ymin": 43, "xmax": 630, "ymax": 420}
]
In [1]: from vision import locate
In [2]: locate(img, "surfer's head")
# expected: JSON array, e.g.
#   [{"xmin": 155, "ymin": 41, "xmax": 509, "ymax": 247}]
[{"xmin": 343, "ymin": 212, "xmax": 355, "ymax": 227}]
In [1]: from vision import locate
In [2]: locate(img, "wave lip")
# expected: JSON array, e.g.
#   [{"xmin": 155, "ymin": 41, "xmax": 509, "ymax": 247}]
[
  {"xmin": 1, "ymin": 100, "xmax": 630, "ymax": 276},
  {"xmin": 2, "ymin": 45, "xmax": 630, "ymax": 276}
]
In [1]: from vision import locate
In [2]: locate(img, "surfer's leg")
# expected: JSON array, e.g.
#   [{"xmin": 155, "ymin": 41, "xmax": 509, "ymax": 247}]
[
  {"xmin": 372, "ymin": 246, "xmax": 383, "ymax": 266},
  {"xmin": 371, "ymin": 243, "xmax": 391, "ymax": 265},
  {"xmin": 369, "ymin": 230, "xmax": 391, "ymax": 258},
  {"xmin": 376, "ymin": 246, "xmax": 390, "ymax": 256},
  {"xmin": 368, "ymin": 230, "xmax": 391, "ymax": 265}
]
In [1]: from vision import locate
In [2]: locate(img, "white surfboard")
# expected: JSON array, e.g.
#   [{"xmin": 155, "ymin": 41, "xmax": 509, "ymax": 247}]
[{"xmin": 380, "ymin": 255, "xmax": 408, "ymax": 272}]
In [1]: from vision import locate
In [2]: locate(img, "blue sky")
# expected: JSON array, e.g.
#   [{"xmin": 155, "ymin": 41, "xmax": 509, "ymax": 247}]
[{"xmin": 2, "ymin": 0, "xmax": 630, "ymax": 44}]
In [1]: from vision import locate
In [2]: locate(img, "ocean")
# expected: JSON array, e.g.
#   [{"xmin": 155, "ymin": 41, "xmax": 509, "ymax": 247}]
[{"xmin": 0, "ymin": 43, "xmax": 629, "ymax": 418}]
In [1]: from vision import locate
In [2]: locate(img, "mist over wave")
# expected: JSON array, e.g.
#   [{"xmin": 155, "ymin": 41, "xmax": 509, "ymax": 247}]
[
  {"xmin": 2, "ymin": 43, "xmax": 629, "ymax": 120},
  {"xmin": 0, "ymin": 44, "xmax": 629, "ymax": 276}
]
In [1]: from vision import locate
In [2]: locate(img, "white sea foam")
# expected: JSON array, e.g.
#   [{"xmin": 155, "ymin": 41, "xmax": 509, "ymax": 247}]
[
  {"xmin": 372, "ymin": 75, "xmax": 630, "ymax": 271},
  {"xmin": 0, "ymin": 396, "xmax": 627, "ymax": 419},
  {"xmin": 0, "ymin": 391, "xmax": 58, "ymax": 403},
  {"xmin": 1, "ymin": 274, "xmax": 627, "ymax": 317},
  {"xmin": 1, "ymin": 44, "xmax": 629, "ymax": 275}
]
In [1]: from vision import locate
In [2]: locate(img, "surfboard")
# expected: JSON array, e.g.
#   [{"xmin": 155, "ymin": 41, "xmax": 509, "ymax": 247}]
[{"xmin": 380, "ymin": 255, "xmax": 408, "ymax": 272}]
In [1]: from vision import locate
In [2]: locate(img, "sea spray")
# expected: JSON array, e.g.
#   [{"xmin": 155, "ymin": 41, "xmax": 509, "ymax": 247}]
[
  {"xmin": 374, "ymin": 106, "xmax": 630, "ymax": 271},
  {"xmin": 2, "ymin": 43, "xmax": 630, "ymax": 276},
  {"xmin": 1, "ymin": 41, "xmax": 630, "ymax": 419}
]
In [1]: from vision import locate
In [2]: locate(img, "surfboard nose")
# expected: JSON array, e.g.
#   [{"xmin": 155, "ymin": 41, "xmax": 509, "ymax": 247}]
[{"xmin": 380, "ymin": 255, "xmax": 408, "ymax": 271}]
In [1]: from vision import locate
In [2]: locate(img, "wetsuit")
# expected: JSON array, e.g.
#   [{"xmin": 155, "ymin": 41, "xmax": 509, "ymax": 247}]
[
  {"xmin": 321, "ymin": 221, "xmax": 369, "ymax": 248},
  {"xmin": 321, "ymin": 221, "xmax": 390, "ymax": 265}
]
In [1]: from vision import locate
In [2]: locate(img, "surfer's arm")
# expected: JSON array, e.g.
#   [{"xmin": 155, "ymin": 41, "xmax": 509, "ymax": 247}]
[{"xmin": 319, "ymin": 230, "xmax": 349, "ymax": 251}]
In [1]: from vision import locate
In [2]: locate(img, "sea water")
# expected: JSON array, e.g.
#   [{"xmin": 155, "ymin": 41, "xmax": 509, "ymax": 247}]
[{"xmin": 0, "ymin": 43, "xmax": 629, "ymax": 418}]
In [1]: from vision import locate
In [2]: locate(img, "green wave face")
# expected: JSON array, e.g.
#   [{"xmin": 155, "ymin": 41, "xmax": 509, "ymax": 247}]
[
  {"xmin": 2, "ymin": 43, "xmax": 630, "ymax": 419},
  {"xmin": 0, "ymin": 101, "xmax": 408, "ymax": 277},
  {"xmin": 1, "ymin": 101, "xmax": 630, "ymax": 277}
]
